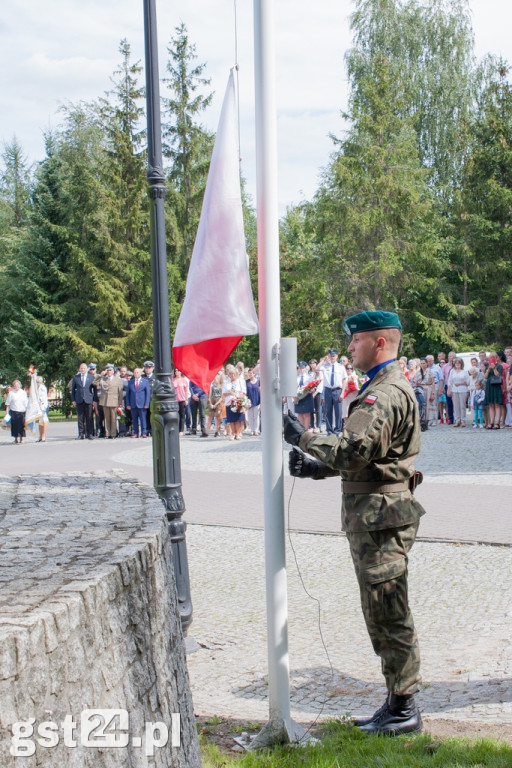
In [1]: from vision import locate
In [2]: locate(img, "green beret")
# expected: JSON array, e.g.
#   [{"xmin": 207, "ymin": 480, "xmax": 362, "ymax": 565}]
[{"xmin": 343, "ymin": 310, "xmax": 402, "ymax": 337}]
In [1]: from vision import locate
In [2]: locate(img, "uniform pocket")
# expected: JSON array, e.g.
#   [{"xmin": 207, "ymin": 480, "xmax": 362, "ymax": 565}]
[{"xmin": 363, "ymin": 556, "xmax": 408, "ymax": 623}]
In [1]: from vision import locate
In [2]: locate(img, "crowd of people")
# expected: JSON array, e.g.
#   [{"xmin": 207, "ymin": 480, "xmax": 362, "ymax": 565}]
[
  {"xmin": 285, "ymin": 346, "xmax": 512, "ymax": 433},
  {"xmin": 396, "ymin": 349, "xmax": 512, "ymax": 430},
  {"xmin": 68, "ymin": 361, "xmax": 156, "ymax": 440},
  {"xmin": 173, "ymin": 362, "xmax": 261, "ymax": 440},
  {"xmin": 1, "ymin": 361, "xmax": 157, "ymax": 443},
  {"xmin": 3, "ymin": 367, "xmax": 49, "ymax": 444},
  {"xmin": 4, "ymin": 344, "xmax": 512, "ymax": 444}
]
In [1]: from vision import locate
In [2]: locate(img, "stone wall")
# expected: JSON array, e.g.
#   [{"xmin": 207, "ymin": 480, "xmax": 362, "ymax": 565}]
[{"xmin": 0, "ymin": 471, "xmax": 201, "ymax": 767}]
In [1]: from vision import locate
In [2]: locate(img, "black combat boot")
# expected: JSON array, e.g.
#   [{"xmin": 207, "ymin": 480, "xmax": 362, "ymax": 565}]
[
  {"xmin": 357, "ymin": 693, "xmax": 422, "ymax": 735},
  {"xmin": 352, "ymin": 694, "xmax": 390, "ymax": 727}
]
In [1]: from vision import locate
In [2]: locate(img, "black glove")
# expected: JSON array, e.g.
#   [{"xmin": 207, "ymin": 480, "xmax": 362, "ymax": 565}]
[
  {"xmin": 283, "ymin": 411, "xmax": 306, "ymax": 446},
  {"xmin": 288, "ymin": 447, "xmax": 319, "ymax": 479}
]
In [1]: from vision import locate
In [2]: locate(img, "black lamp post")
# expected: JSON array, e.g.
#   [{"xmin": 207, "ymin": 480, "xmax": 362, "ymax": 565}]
[{"xmin": 143, "ymin": 0, "xmax": 193, "ymax": 632}]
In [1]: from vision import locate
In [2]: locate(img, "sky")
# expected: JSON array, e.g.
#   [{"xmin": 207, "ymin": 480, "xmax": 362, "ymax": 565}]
[{"xmin": 1, "ymin": 0, "xmax": 512, "ymax": 214}]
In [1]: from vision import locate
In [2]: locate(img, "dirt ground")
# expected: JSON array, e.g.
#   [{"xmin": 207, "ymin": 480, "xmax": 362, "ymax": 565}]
[{"xmin": 196, "ymin": 715, "xmax": 512, "ymax": 755}]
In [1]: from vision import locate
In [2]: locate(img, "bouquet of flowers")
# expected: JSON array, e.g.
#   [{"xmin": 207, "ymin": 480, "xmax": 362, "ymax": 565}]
[
  {"xmin": 297, "ymin": 379, "xmax": 321, "ymax": 400},
  {"xmin": 116, "ymin": 405, "xmax": 126, "ymax": 423},
  {"xmin": 230, "ymin": 394, "xmax": 251, "ymax": 413}
]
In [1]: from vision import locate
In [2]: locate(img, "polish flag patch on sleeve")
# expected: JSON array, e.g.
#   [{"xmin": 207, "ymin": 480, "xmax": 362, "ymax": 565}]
[{"xmin": 364, "ymin": 394, "xmax": 378, "ymax": 404}]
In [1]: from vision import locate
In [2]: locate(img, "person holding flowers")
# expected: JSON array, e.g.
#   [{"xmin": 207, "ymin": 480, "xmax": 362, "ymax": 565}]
[
  {"xmin": 295, "ymin": 361, "xmax": 319, "ymax": 430},
  {"xmin": 342, "ymin": 363, "xmax": 360, "ymax": 420},
  {"xmin": 223, "ymin": 364, "xmax": 248, "ymax": 440}
]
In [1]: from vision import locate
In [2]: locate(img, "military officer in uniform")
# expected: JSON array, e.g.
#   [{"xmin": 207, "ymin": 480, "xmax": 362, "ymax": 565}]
[{"xmin": 283, "ymin": 310, "xmax": 425, "ymax": 736}]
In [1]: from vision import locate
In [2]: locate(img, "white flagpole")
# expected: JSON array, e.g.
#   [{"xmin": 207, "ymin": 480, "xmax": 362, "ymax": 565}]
[{"xmin": 250, "ymin": 0, "xmax": 306, "ymax": 748}]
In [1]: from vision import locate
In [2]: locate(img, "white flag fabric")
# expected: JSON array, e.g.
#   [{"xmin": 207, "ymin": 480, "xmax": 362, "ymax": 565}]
[
  {"xmin": 172, "ymin": 68, "xmax": 258, "ymax": 393},
  {"xmin": 25, "ymin": 372, "xmax": 44, "ymax": 433}
]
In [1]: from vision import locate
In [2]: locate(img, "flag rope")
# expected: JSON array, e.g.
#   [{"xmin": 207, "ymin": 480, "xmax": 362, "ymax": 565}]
[
  {"xmin": 233, "ymin": 0, "xmax": 242, "ymax": 175},
  {"xmin": 286, "ymin": 475, "xmax": 335, "ymax": 740}
]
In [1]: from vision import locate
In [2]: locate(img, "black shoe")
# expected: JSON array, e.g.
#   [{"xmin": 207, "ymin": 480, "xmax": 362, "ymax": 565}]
[
  {"xmin": 76, "ymin": 436, "xmax": 85, "ymax": 440},
  {"xmin": 186, "ymin": 431, "xmax": 196, "ymax": 435},
  {"xmin": 87, "ymin": 436, "xmax": 94, "ymax": 440},
  {"xmin": 352, "ymin": 694, "xmax": 390, "ymax": 728},
  {"xmin": 200, "ymin": 432, "xmax": 208, "ymax": 438},
  {"xmin": 357, "ymin": 694, "xmax": 422, "ymax": 736}
]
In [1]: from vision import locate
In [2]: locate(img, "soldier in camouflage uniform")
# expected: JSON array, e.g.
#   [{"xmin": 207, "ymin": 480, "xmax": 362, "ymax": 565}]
[{"xmin": 283, "ymin": 311, "xmax": 425, "ymax": 735}]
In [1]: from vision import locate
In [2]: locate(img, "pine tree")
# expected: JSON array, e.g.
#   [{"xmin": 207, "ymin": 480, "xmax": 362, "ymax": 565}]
[
  {"xmin": 309, "ymin": 55, "xmax": 445, "ymax": 352},
  {"xmin": 0, "ymin": 137, "xmax": 33, "ymax": 228},
  {"xmin": 162, "ymin": 23, "xmax": 214, "ymax": 281},
  {"xmin": 461, "ymin": 63, "xmax": 512, "ymax": 346},
  {"xmin": 0, "ymin": 134, "xmax": 72, "ymax": 381},
  {"xmin": 97, "ymin": 39, "xmax": 154, "ymax": 365},
  {"xmin": 347, "ymin": 0, "xmax": 476, "ymax": 197}
]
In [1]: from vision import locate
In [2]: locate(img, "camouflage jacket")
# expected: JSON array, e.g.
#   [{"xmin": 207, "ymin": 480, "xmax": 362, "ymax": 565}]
[{"xmin": 298, "ymin": 361, "xmax": 426, "ymax": 532}]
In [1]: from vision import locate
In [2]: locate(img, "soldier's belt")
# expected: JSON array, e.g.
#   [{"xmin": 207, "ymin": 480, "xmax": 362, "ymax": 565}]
[{"xmin": 343, "ymin": 472, "xmax": 423, "ymax": 494}]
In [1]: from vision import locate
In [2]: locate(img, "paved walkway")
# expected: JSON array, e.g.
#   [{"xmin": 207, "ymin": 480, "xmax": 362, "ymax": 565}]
[
  {"xmin": 4, "ymin": 419, "xmax": 511, "ymax": 544},
  {"xmin": 2, "ymin": 420, "xmax": 512, "ymax": 727}
]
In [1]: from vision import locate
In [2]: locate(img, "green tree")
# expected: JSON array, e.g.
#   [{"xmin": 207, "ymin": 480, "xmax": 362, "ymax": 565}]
[
  {"xmin": 280, "ymin": 202, "xmax": 337, "ymax": 359},
  {"xmin": 0, "ymin": 137, "xmax": 33, "ymax": 228},
  {"xmin": 308, "ymin": 55, "xmax": 445, "ymax": 353},
  {"xmin": 347, "ymin": 0, "xmax": 476, "ymax": 197},
  {"xmin": 162, "ymin": 22, "xmax": 214, "ymax": 280},
  {"xmin": 0, "ymin": 134, "xmax": 72, "ymax": 382},
  {"xmin": 0, "ymin": 96, "xmax": 147, "ymax": 382},
  {"xmin": 460, "ymin": 63, "xmax": 512, "ymax": 346},
  {"xmin": 278, "ymin": 0, "xmax": 479, "ymax": 356},
  {"xmin": 97, "ymin": 39, "xmax": 154, "ymax": 365}
]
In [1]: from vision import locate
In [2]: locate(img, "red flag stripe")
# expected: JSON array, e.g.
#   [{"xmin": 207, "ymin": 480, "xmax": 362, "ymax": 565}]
[{"xmin": 173, "ymin": 337, "xmax": 244, "ymax": 394}]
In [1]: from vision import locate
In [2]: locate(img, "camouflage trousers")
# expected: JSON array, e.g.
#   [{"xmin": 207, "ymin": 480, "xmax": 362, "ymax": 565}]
[{"xmin": 346, "ymin": 522, "xmax": 421, "ymax": 696}]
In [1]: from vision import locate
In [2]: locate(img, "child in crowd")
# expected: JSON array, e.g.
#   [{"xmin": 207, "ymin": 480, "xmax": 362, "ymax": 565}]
[
  {"xmin": 438, "ymin": 392, "xmax": 447, "ymax": 423},
  {"xmin": 470, "ymin": 380, "xmax": 485, "ymax": 428}
]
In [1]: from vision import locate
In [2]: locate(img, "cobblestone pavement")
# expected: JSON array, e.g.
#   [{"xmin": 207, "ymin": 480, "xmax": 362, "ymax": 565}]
[
  {"xmin": 0, "ymin": 471, "xmax": 162, "ymax": 619},
  {"xmin": 175, "ymin": 425, "xmax": 512, "ymax": 725},
  {"xmin": 185, "ymin": 525, "xmax": 512, "ymax": 725},
  {"xmin": 114, "ymin": 420, "xmax": 512, "ymax": 479},
  {"xmin": 2, "ymin": 421, "xmax": 512, "ymax": 728}
]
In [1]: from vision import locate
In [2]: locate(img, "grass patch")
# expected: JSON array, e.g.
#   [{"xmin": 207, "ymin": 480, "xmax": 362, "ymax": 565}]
[
  {"xmin": 48, "ymin": 409, "xmax": 73, "ymax": 421},
  {"xmin": 200, "ymin": 719, "xmax": 512, "ymax": 768}
]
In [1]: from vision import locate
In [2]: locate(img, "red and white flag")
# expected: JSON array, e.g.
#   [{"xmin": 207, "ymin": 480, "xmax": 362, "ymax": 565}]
[{"xmin": 172, "ymin": 69, "xmax": 259, "ymax": 393}]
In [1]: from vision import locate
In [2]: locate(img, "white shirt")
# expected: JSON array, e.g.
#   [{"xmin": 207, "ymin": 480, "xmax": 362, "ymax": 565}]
[
  {"xmin": 6, "ymin": 389, "xmax": 28, "ymax": 412},
  {"xmin": 223, "ymin": 376, "xmax": 244, "ymax": 406},
  {"xmin": 448, "ymin": 369, "xmax": 470, "ymax": 393},
  {"xmin": 318, "ymin": 361, "xmax": 347, "ymax": 389},
  {"xmin": 296, "ymin": 371, "xmax": 314, "ymax": 389}
]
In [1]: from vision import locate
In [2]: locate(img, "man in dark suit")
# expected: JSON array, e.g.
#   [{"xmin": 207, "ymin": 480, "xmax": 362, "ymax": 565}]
[
  {"xmin": 71, "ymin": 362, "xmax": 95, "ymax": 439},
  {"xmin": 187, "ymin": 380, "xmax": 208, "ymax": 437},
  {"xmin": 126, "ymin": 368, "xmax": 151, "ymax": 437}
]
